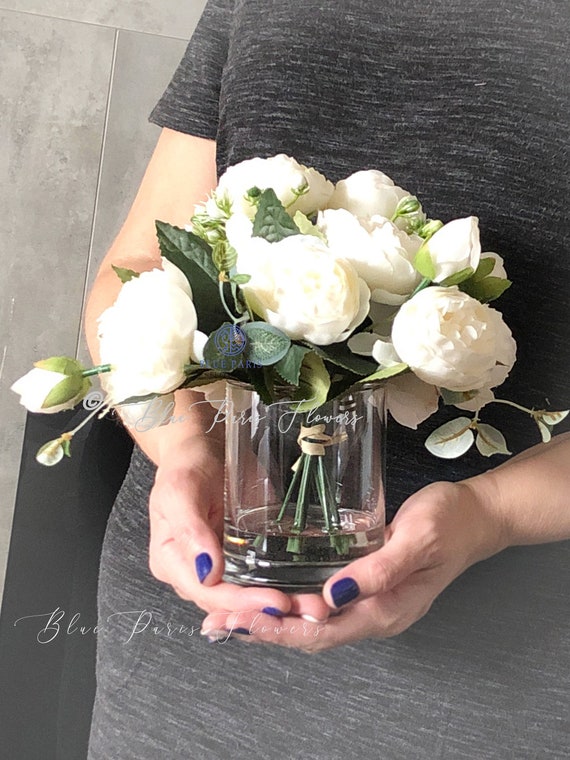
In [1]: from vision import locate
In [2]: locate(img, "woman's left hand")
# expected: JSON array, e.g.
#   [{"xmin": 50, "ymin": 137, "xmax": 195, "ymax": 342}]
[{"xmin": 201, "ymin": 477, "xmax": 508, "ymax": 652}]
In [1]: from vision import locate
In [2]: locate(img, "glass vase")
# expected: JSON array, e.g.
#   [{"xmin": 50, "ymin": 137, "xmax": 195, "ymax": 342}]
[{"xmin": 222, "ymin": 381, "xmax": 386, "ymax": 592}]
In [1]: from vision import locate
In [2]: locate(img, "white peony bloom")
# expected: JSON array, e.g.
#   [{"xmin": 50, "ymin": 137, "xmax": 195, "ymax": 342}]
[
  {"xmin": 391, "ymin": 286, "xmax": 516, "ymax": 392},
  {"xmin": 98, "ymin": 263, "xmax": 206, "ymax": 403},
  {"xmin": 237, "ymin": 234, "xmax": 370, "ymax": 345},
  {"xmin": 213, "ymin": 154, "xmax": 333, "ymax": 219},
  {"xmin": 327, "ymin": 169, "xmax": 412, "ymax": 221},
  {"xmin": 386, "ymin": 373, "xmax": 440, "ymax": 429},
  {"xmin": 319, "ymin": 209, "xmax": 422, "ymax": 304},
  {"xmin": 11, "ymin": 367, "xmax": 88, "ymax": 414},
  {"xmin": 424, "ymin": 216, "xmax": 481, "ymax": 283}
]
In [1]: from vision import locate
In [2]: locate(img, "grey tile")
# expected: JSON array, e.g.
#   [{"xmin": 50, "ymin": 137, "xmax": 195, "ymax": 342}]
[
  {"xmin": 0, "ymin": 0, "xmax": 207, "ymax": 38},
  {"xmin": 76, "ymin": 30, "xmax": 188, "ymax": 365},
  {"xmin": 0, "ymin": 10, "xmax": 115, "ymax": 602}
]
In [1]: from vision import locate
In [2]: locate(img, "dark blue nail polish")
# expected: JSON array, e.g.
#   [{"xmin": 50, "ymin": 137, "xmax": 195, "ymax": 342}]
[
  {"xmin": 195, "ymin": 552, "xmax": 213, "ymax": 583},
  {"xmin": 233, "ymin": 627, "xmax": 251, "ymax": 635},
  {"xmin": 262, "ymin": 607, "xmax": 284, "ymax": 617},
  {"xmin": 331, "ymin": 577, "xmax": 360, "ymax": 608}
]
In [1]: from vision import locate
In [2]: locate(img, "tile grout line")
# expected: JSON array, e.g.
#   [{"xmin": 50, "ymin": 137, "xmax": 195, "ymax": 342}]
[
  {"xmin": 0, "ymin": 6, "xmax": 191, "ymax": 41},
  {"xmin": 74, "ymin": 27, "xmax": 119, "ymax": 361}
]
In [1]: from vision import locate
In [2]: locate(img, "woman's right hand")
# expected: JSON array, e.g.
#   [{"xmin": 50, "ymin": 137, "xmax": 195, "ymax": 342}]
[{"xmin": 147, "ymin": 435, "xmax": 330, "ymax": 622}]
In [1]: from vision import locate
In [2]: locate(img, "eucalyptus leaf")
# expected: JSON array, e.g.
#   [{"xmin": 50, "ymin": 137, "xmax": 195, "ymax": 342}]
[
  {"xmin": 439, "ymin": 267, "xmax": 475, "ymax": 287},
  {"xmin": 540, "ymin": 410, "xmax": 569, "ymax": 426},
  {"xmin": 460, "ymin": 276, "xmax": 512, "ymax": 303},
  {"xmin": 155, "ymin": 220, "xmax": 225, "ymax": 333},
  {"xmin": 242, "ymin": 322, "xmax": 291, "ymax": 366},
  {"xmin": 111, "ymin": 265, "xmax": 140, "ymax": 283},
  {"xmin": 230, "ymin": 274, "xmax": 251, "ymax": 285},
  {"xmin": 413, "ymin": 246, "xmax": 436, "ymax": 280},
  {"xmin": 274, "ymin": 344, "xmax": 311, "ymax": 386},
  {"xmin": 475, "ymin": 424, "xmax": 512, "ymax": 457},
  {"xmin": 292, "ymin": 352, "xmax": 331, "ymax": 412},
  {"xmin": 440, "ymin": 388, "xmax": 478, "ymax": 406},
  {"xmin": 425, "ymin": 417, "xmax": 474, "ymax": 458},
  {"xmin": 252, "ymin": 188, "xmax": 300, "ymax": 243},
  {"xmin": 536, "ymin": 419, "xmax": 553, "ymax": 443}
]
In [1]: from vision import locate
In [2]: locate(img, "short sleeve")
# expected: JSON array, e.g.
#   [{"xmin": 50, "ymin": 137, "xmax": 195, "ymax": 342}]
[{"xmin": 149, "ymin": 0, "xmax": 233, "ymax": 140}]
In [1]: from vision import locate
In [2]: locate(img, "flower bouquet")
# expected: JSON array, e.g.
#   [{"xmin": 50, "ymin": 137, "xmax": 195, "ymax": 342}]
[{"xmin": 12, "ymin": 154, "xmax": 568, "ymax": 589}]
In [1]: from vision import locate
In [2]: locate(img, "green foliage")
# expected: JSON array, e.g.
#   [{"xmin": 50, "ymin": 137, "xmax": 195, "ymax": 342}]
[
  {"xmin": 41, "ymin": 375, "xmax": 87, "ymax": 409},
  {"xmin": 252, "ymin": 189, "xmax": 301, "ymax": 243},
  {"xmin": 460, "ymin": 276, "xmax": 512, "ymax": 303},
  {"xmin": 293, "ymin": 211, "xmax": 326, "ymax": 241},
  {"xmin": 359, "ymin": 363, "xmax": 408, "ymax": 384},
  {"xmin": 439, "ymin": 267, "xmax": 475, "ymax": 287},
  {"xmin": 242, "ymin": 322, "xmax": 291, "ymax": 366},
  {"xmin": 34, "ymin": 356, "xmax": 84, "ymax": 376},
  {"xmin": 425, "ymin": 417, "xmax": 475, "ymax": 458},
  {"xmin": 291, "ymin": 352, "xmax": 331, "ymax": 412},
  {"xmin": 475, "ymin": 424, "xmax": 511, "ymax": 456},
  {"xmin": 111, "ymin": 265, "xmax": 140, "ymax": 283},
  {"xmin": 471, "ymin": 257, "xmax": 496, "ymax": 282},
  {"xmin": 274, "ymin": 344, "xmax": 311, "ymax": 386},
  {"xmin": 413, "ymin": 245, "xmax": 436, "ymax": 280},
  {"xmin": 304, "ymin": 341, "xmax": 377, "ymax": 376}
]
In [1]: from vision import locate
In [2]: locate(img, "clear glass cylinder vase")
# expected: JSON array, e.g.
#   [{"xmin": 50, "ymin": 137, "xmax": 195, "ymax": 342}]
[{"xmin": 223, "ymin": 381, "xmax": 386, "ymax": 592}]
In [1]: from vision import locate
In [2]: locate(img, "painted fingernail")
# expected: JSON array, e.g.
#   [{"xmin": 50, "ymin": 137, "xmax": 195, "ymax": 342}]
[
  {"xmin": 195, "ymin": 552, "xmax": 213, "ymax": 583},
  {"xmin": 233, "ymin": 627, "xmax": 251, "ymax": 635},
  {"xmin": 330, "ymin": 577, "xmax": 360, "ymax": 608},
  {"xmin": 262, "ymin": 607, "xmax": 284, "ymax": 617},
  {"xmin": 301, "ymin": 614, "xmax": 327, "ymax": 624}
]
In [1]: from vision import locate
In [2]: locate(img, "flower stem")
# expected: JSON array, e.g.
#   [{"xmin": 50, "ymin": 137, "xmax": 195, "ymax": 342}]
[
  {"xmin": 292, "ymin": 454, "xmax": 313, "ymax": 532},
  {"xmin": 492, "ymin": 398, "xmax": 536, "ymax": 415},
  {"xmin": 81, "ymin": 364, "xmax": 112, "ymax": 377},
  {"xmin": 218, "ymin": 278, "xmax": 240, "ymax": 323},
  {"xmin": 277, "ymin": 457, "xmax": 304, "ymax": 522}
]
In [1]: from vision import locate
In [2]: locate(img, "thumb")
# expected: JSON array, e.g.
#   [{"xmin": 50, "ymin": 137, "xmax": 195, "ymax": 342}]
[{"xmin": 323, "ymin": 525, "xmax": 429, "ymax": 609}]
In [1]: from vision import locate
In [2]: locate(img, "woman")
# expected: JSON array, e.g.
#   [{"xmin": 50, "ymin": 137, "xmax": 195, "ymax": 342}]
[{"xmin": 86, "ymin": 1, "xmax": 570, "ymax": 756}]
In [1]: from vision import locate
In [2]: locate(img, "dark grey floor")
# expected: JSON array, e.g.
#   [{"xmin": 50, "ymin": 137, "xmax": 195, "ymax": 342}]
[{"xmin": 0, "ymin": 0, "xmax": 207, "ymax": 601}]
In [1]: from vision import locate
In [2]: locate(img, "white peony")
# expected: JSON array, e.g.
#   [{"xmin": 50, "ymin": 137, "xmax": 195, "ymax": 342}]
[
  {"xmin": 236, "ymin": 234, "xmax": 370, "ymax": 345},
  {"xmin": 11, "ymin": 366, "xmax": 89, "ymax": 414},
  {"xmin": 424, "ymin": 217, "xmax": 481, "ymax": 283},
  {"xmin": 97, "ymin": 260, "xmax": 206, "ymax": 403},
  {"xmin": 391, "ymin": 286, "xmax": 516, "ymax": 392},
  {"xmin": 385, "ymin": 373, "xmax": 440, "ymax": 429},
  {"xmin": 327, "ymin": 169, "xmax": 412, "ymax": 221},
  {"xmin": 319, "ymin": 209, "xmax": 422, "ymax": 304},
  {"xmin": 210, "ymin": 154, "xmax": 333, "ymax": 219}
]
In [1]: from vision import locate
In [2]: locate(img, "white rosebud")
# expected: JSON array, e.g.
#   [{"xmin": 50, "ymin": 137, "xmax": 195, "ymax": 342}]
[
  {"xmin": 11, "ymin": 365, "xmax": 88, "ymax": 414},
  {"xmin": 391, "ymin": 286, "xmax": 516, "ymax": 392},
  {"xmin": 319, "ymin": 209, "xmax": 422, "ymax": 305},
  {"xmin": 327, "ymin": 169, "xmax": 413, "ymax": 221},
  {"xmin": 237, "ymin": 234, "xmax": 370, "ymax": 345},
  {"xmin": 214, "ymin": 154, "xmax": 333, "ymax": 219},
  {"xmin": 424, "ymin": 217, "xmax": 481, "ymax": 282},
  {"xmin": 98, "ymin": 262, "xmax": 206, "ymax": 403}
]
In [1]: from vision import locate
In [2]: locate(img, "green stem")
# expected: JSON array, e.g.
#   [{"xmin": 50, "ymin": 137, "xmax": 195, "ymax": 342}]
[
  {"xmin": 218, "ymin": 279, "xmax": 239, "ymax": 323},
  {"xmin": 292, "ymin": 454, "xmax": 313, "ymax": 532},
  {"xmin": 315, "ymin": 457, "xmax": 331, "ymax": 532},
  {"xmin": 318, "ymin": 456, "xmax": 341, "ymax": 529},
  {"xmin": 81, "ymin": 364, "xmax": 112, "ymax": 377},
  {"xmin": 492, "ymin": 398, "xmax": 535, "ymax": 415},
  {"xmin": 410, "ymin": 277, "xmax": 432, "ymax": 298},
  {"xmin": 277, "ymin": 457, "xmax": 304, "ymax": 522}
]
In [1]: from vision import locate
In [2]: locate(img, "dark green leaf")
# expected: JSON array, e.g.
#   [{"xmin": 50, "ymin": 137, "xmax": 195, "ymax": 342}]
[
  {"xmin": 34, "ymin": 356, "xmax": 83, "ymax": 376},
  {"xmin": 252, "ymin": 188, "xmax": 300, "ymax": 243},
  {"xmin": 246, "ymin": 367, "xmax": 274, "ymax": 405},
  {"xmin": 155, "ymin": 220, "xmax": 225, "ymax": 333},
  {"xmin": 242, "ymin": 322, "xmax": 291, "ymax": 366},
  {"xmin": 471, "ymin": 257, "xmax": 496, "ymax": 282},
  {"xmin": 303, "ymin": 341, "xmax": 377, "ymax": 376},
  {"xmin": 111, "ymin": 265, "xmax": 139, "ymax": 283},
  {"xmin": 439, "ymin": 267, "xmax": 475, "ymax": 287},
  {"xmin": 413, "ymin": 245, "xmax": 436, "ymax": 280},
  {"xmin": 274, "ymin": 344, "xmax": 311, "ymax": 386},
  {"xmin": 460, "ymin": 276, "xmax": 512, "ymax": 303},
  {"xmin": 292, "ymin": 352, "xmax": 331, "ymax": 412}
]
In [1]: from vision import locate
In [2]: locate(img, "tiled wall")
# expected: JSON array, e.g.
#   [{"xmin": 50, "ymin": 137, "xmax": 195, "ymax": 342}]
[{"xmin": 0, "ymin": 0, "xmax": 207, "ymax": 601}]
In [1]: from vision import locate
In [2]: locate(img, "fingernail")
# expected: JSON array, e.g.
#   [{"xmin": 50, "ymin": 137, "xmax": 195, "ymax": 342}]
[
  {"xmin": 330, "ymin": 577, "xmax": 360, "ymax": 608},
  {"xmin": 233, "ymin": 627, "xmax": 251, "ymax": 636},
  {"xmin": 262, "ymin": 607, "xmax": 284, "ymax": 617},
  {"xmin": 301, "ymin": 614, "xmax": 327, "ymax": 624},
  {"xmin": 202, "ymin": 628, "xmax": 231, "ymax": 642},
  {"xmin": 195, "ymin": 552, "xmax": 213, "ymax": 583}
]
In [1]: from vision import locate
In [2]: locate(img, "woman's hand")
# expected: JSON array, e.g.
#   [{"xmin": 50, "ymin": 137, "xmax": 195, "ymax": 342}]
[
  {"xmin": 201, "ymin": 477, "xmax": 507, "ymax": 650},
  {"xmin": 148, "ymin": 434, "xmax": 330, "ymax": 622}
]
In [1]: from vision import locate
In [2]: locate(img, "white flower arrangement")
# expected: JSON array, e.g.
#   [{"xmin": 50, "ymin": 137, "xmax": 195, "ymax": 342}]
[{"xmin": 12, "ymin": 154, "xmax": 568, "ymax": 463}]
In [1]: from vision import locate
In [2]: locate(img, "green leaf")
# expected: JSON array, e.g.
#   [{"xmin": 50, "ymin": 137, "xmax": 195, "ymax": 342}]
[
  {"xmin": 230, "ymin": 273, "xmax": 251, "ymax": 285},
  {"xmin": 293, "ymin": 211, "xmax": 326, "ymax": 241},
  {"xmin": 440, "ymin": 388, "xmax": 479, "ymax": 406},
  {"xmin": 155, "ymin": 220, "xmax": 225, "ymax": 333},
  {"xmin": 359, "ymin": 363, "xmax": 408, "ymax": 384},
  {"xmin": 111, "ymin": 265, "xmax": 139, "ymax": 283},
  {"xmin": 413, "ymin": 245, "xmax": 436, "ymax": 280},
  {"xmin": 460, "ymin": 276, "xmax": 512, "ymax": 303},
  {"xmin": 439, "ymin": 267, "xmax": 475, "ymax": 287},
  {"xmin": 34, "ymin": 356, "xmax": 84, "ymax": 376},
  {"xmin": 471, "ymin": 257, "xmax": 496, "ymax": 282},
  {"xmin": 304, "ymin": 341, "xmax": 377, "ymax": 376},
  {"xmin": 202, "ymin": 322, "xmax": 245, "ymax": 370},
  {"xmin": 246, "ymin": 367, "xmax": 274, "ymax": 405},
  {"xmin": 425, "ymin": 417, "xmax": 474, "ymax": 458},
  {"xmin": 536, "ymin": 419, "xmax": 552, "ymax": 443},
  {"xmin": 42, "ymin": 375, "xmax": 84, "ymax": 409},
  {"xmin": 252, "ymin": 188, "xmax": 301, "ymax": 243},
  {"xmin": 475, "ymin": 424, "xmax": 512, "ymax": 457},
  {"xmin": 242, "ymin": 322, "xmax": 291, "ymax": 366},
  {"xmin": 212, "ymin": 242, "xmax": 237, "ymax": 273},
  {"xmin": 62, "ymin": 439, "xmax": 72, "ymax": 458},
  {"xmin": 274, "ymin": 344, "xmax": 311, "ymax": 386},
  {"xmin": 292, "ymin": 352, "xmax": 331, "ymax": 412},
  {"xmin": 539, "ymin": 410, "xmax": 569, "ymax": 426}
]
